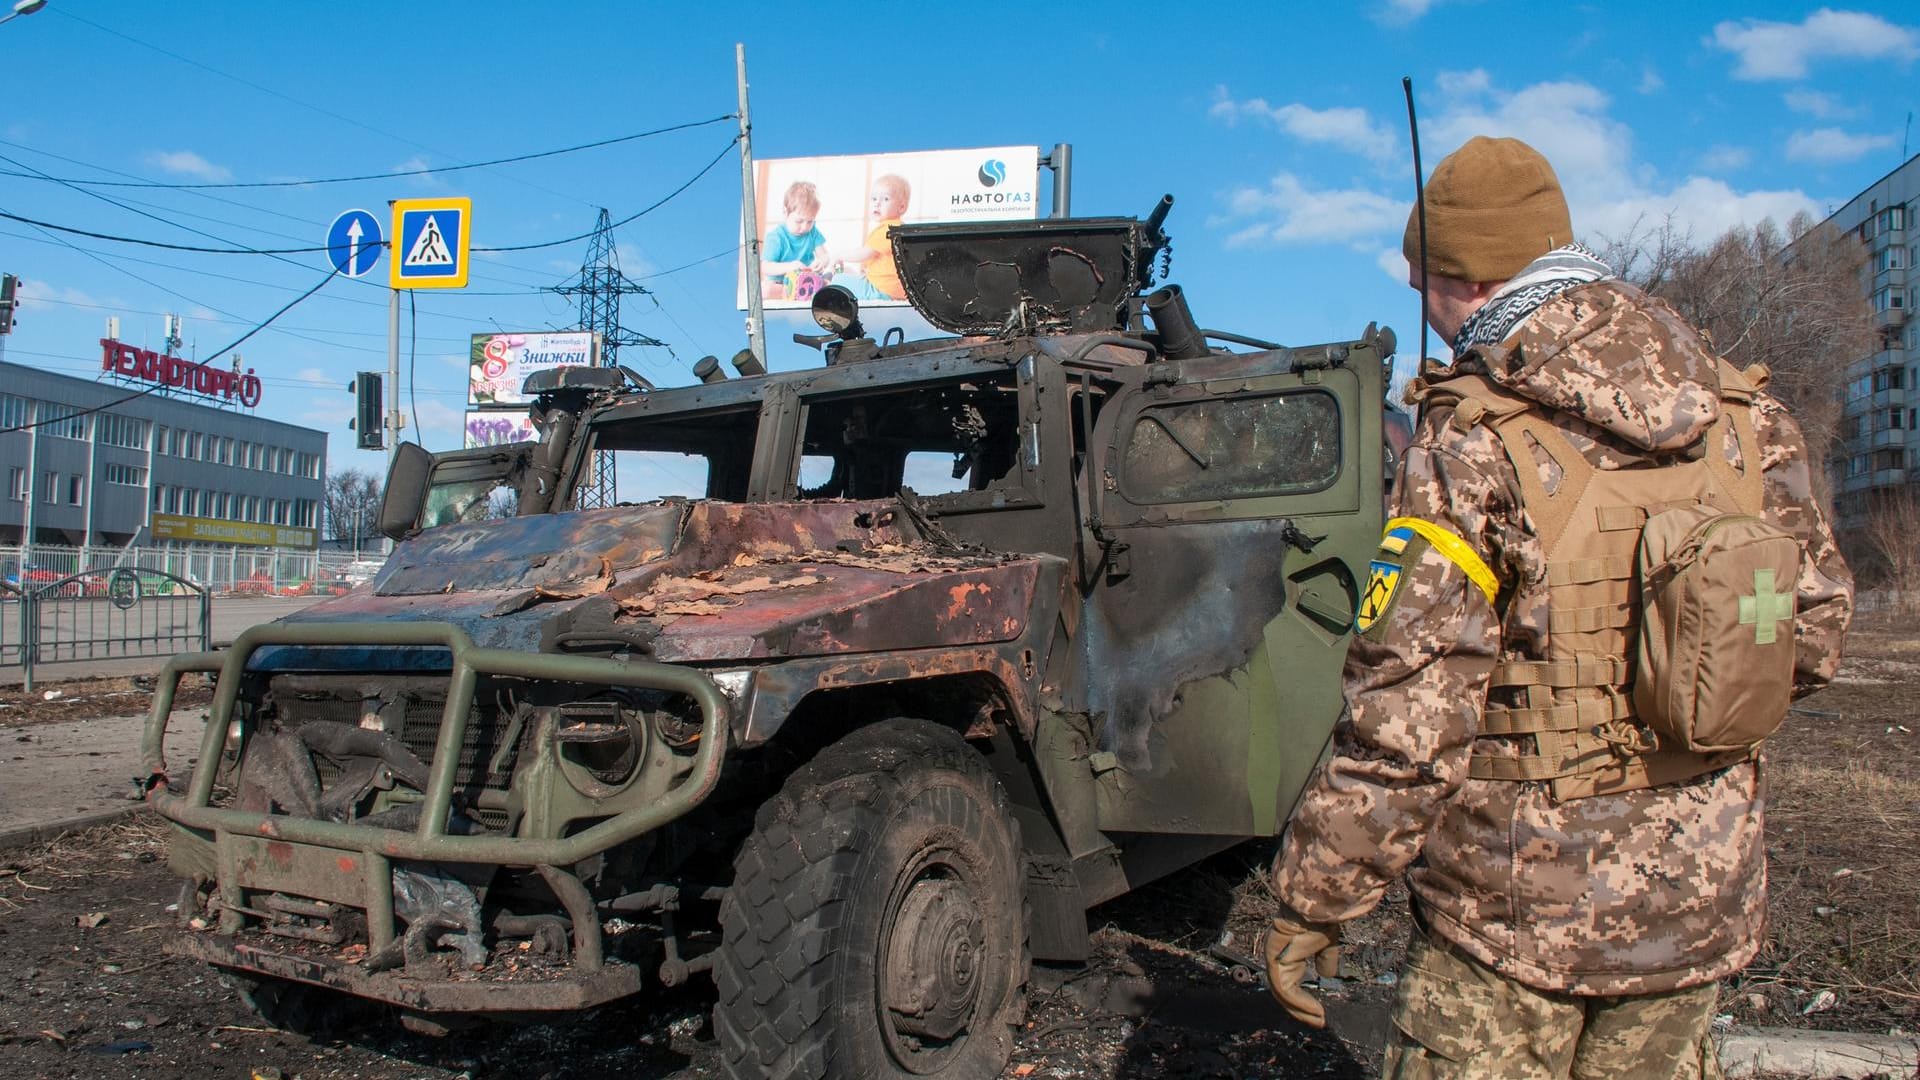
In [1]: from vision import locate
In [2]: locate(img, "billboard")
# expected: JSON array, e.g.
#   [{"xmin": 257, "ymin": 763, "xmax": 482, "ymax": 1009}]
[
  {"xmin": 739, "ymin": 145, "xmax": 1041, "ymax": 310},
  {"xmin": 465, "ymin": 411, "xmax": 539, "ymax": 448},
  {"xmin": 469, "ymin": 331, "xmax": 599, "ymax": 407}
]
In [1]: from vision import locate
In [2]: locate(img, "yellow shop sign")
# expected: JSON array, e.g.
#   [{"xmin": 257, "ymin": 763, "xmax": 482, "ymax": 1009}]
[{"xmin": 151, "ymin": 513, "xmax": 317, "ymax": 550}]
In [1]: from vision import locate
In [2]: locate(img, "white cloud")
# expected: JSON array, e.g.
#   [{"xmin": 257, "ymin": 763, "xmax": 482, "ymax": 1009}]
[
  {"xmin": 1582, "ymin": 178, "xmax": 1817, "ymax": 247},
  {"xmin": 1427, "ymin": 74, "xmax": 1817, "ymax": 243},
  {"xmin": 1711, "ymin": 8, "xmax": 1919, "ymax": 80},
  {"xmin": 1784, "ymin": 127, "xmax": 1897, "ymax": 163},
  {"xmin": 1435, "ymin": 68, "xmax": 1491, "ymax": 97},
  {"xmin": 1214, "ymin": 71, "xmax": 1819, "ymax": 264},
  {"xmin": 1698, "ymin": 145, "xmax": 1752, "ymax": 172},
  {"xmin": 1637, "ymin": 66, "xmax": 1665, "ymax": 95},
  {"xmin": 1376, "ymin": 0, "xmax": 1449, "ymax": 25},
  {"xmin": 1210, "ymin": 89, "xmax": 1399, "ymax": 162},
  {"xmin": 1425, "ymin": 75, "xmax": 1637, "ymax": 208},
  {"xmin": 393, "ymin": 155, "xmax": 444, "ymax": 189},
  {"xmin": 1376, "ymin": 248, "xmax": 1410, "ymax": 284},
  {"xmin": 1783, "ymin": 89, "xmax": 1853, "ymax": 118},
  {"xmin": 144, "ymin": 150, "xmax": 231, "ymax": 182},
  {"xmin": 15, "ymin": 279, "xmax": 109, "ymax": 309},
  {"xmin": 1218, "ymin": 173, "xmax": 1405, "ymax": 247}
]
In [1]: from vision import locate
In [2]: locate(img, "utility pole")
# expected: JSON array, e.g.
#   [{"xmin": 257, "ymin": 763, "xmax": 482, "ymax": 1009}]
[
  {"xmin": 737, "ymin": 43, "xmax": 766, "ymax": 369},
  {"xmin": 386, "ymin": 278, "xmax": 400, "ymax": 479},
  {"xmin": 1041, "ymin": 143, "xmax": 1073, "ymax": 218}
]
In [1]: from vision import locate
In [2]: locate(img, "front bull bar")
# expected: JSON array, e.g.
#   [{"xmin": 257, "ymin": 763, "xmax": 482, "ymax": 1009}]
[{"xmin": 141, "ymin": 620, "xmax": 730, "ymax": 966}]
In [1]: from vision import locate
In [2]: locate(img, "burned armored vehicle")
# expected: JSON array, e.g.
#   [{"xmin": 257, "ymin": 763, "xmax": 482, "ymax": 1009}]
[{"xmin": 141, "ymin": 202, "xmax": 1392, "ymax": 1078}]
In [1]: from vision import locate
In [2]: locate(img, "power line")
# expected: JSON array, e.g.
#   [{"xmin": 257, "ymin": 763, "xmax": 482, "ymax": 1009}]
[
  {"xmin": 0, "ymin": 117, "xmax": 736, "ymax": 190},
  {"xmin": 1, "ymin": 267, "xmax": 343, "ymax": 433},
  {"xmin": 24, "ymin": 294, "xmax": 481, "ymax": 344},
  {"xmin": 636, "ymin": 244, "xmax": 741, "ymax": 279},
  {"xmin": 0, "ymin": 136, "xmax": 737, "ymax": 260},
  {"xmin": 0, "ymin": 223, "xmax": 406, "ymax": 358},
  {"xmin": 0, "ymin": 138, "xmax": 558, "ymax": 292},
  {"xmin": 50, "ymin": 6, "xmax": 603, "ymax": 211},
  {"xmin": 0, "ymin": 229, "xmax": 549, "ymax": 327},
  {"xmin": 0, "ymin": 207, "xmax": 340, "ymax": 254},
  {"xmin": 0, "ymin": 137, "xmax": 326, "ymax": 231},
  {"xmin": 474, "ymin": 137, "xmax": 740, "ymax": 253}
]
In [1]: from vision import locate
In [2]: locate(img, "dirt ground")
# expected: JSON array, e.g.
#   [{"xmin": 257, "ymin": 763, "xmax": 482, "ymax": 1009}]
[
  {"xmin": 0, "ymin": 819, "xmax": 1386, "ymax": 1079},
  {"xmin": 0, "ymin": 676, "xmax": 212, "ymax": 730},
  {"xmin": 0, "ymin": 615, "xmax": 1911, "ymax": 1077}
]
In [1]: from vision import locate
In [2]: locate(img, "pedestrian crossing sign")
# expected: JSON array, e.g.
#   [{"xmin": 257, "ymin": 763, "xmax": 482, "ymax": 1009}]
[{"xmin": 390, "ymin": 197, "xmax": 471, "ymax": 289}]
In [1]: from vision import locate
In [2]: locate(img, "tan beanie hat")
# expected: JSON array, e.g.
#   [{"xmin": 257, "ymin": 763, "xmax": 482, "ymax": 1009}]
[{"xmin": 1403, "ymin": 135, "xmax": 1572, "ymax": 283}]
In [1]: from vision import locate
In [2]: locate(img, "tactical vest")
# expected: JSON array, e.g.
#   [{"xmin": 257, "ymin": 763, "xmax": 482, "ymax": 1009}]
[{"xmin": 1418, "ymin": 361, "xmax": 1778, "ymax": 801}]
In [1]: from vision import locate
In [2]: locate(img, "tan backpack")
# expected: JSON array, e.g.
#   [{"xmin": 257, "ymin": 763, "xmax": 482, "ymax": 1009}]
[
  {"xmin": 1634, "ymin": 505, "xmax": 1799, "ymax": 753},
  {"xmin": 1419, "ymin": 361, "xmax": 1798, "ymax": 799}
]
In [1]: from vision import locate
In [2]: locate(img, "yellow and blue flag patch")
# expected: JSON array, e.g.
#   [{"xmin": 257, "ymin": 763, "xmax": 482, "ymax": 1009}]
[{"xmin": 1355, "ymin": 524, "xmax": 1418, "ymax": 634}]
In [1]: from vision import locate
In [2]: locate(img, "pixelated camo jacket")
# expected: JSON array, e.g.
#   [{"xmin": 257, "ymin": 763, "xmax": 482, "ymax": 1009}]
[{"xmin": 1276, "ymin": 280, "xmax": 1854, "ymax": 995}]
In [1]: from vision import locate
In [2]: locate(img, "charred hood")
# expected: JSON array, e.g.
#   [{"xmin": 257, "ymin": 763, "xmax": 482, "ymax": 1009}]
[{"xmin": 267, "ymin": 500, "xmax": 1054, "ymax": 668}]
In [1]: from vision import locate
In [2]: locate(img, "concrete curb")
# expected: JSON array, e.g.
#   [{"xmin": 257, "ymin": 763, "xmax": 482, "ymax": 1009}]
[
  {"xmin": 0, "ymin": 803, "xmax": 149, "ymax": 851},
  {"xmin": 1719, "ymin": 1027, "xmax": 1920, "ymax": 1078}
]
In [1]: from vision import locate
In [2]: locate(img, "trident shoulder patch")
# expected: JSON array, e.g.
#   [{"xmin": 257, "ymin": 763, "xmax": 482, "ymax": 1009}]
[{"xmin": 1356, "ymin": 557, "xmax": 1404, "ymax": 635}]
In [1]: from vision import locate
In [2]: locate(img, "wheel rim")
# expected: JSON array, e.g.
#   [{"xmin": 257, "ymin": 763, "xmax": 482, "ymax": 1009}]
[{"xmin": 877, "ymin": 844, "xmax": 988, "ymax": 1073}]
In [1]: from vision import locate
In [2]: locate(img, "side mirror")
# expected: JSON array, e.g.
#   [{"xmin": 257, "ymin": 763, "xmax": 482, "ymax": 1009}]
[
  {"xmin": 811, "ymin": 284, "xmax": 863, "ymax": 339},
  {"xmin": 378, "ymin": 442, "xmax": 433, "ymax": 540}
]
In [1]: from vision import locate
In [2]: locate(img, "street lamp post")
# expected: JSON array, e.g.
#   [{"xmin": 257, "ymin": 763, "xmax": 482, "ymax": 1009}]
[{"xmin": 0, "ymin": 1, "xmax": 49, "ymax": 29}]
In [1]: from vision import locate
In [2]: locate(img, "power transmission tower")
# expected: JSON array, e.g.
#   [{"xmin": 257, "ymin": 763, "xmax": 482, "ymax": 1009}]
[{"xmin": 552, "ymin": 208, "xmax": 666, "ymax": 509}]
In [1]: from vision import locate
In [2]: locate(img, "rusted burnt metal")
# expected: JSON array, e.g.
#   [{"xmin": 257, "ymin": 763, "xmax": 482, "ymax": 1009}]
[
  {"xmin": 273, "ymin": 498, "xmax": 1050, "ymax": 678},
  {"xmin": 168, "ymin": 934, "xmax": 643, "ymax": 1014}
]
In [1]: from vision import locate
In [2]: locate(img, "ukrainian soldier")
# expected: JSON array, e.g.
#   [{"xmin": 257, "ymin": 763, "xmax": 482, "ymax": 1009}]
[{"xmin": 1265, "ymin": 135, "xmax": 1854, "ymax": 1078}]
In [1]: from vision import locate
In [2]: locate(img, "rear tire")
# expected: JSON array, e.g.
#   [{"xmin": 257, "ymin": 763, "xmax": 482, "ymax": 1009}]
[{"xmin": 715, "ymin": 719, "xmax": 1029, "ymax": 1080}]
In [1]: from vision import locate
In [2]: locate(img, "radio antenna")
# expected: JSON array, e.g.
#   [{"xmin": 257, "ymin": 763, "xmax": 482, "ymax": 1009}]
[{"xmin": 1402, "ymin": 76, "xmax": 1430, "ymax": 372}]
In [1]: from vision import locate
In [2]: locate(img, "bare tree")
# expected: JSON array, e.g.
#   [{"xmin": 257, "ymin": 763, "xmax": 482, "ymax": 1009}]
[
  {"xmin": 324, "ymin": 469, "xmax": 382, "ymax": 545},
  {"xmin": 1863, "ymin": 485, "xmax": 1920, "ymax": 611},
  {"xmin": 1599, "ymin": 212, "xmax": 1875, "ymax": 493}
]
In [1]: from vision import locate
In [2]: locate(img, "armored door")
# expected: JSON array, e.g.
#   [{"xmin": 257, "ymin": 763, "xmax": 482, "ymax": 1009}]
[{"xmin": 1081, "ymin": 343, "xmax": 1385, "ymax": 836}]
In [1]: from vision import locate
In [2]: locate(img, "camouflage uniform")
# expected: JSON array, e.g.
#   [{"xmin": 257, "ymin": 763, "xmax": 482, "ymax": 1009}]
[{"xmin": 1273, "ymin": 279, "xmax": 1853, "ymax": 1072}]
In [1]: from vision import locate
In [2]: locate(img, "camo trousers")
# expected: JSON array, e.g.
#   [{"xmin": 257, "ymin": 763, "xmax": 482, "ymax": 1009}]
[{"xmin": 1381, "ymin": 933, "xmax": 1724, "ymax": 1079}]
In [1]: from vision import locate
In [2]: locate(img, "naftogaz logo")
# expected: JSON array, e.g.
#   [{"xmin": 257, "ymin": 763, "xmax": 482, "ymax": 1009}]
[{"xmin": 977, "ymin": 159, "xmax": 1008, "ymax": 187}]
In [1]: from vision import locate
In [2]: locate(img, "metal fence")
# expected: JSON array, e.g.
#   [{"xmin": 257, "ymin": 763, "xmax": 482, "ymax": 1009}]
[
  {"xmin": 0, "ymin": 544, "xmax": 380, "ymax": 597},
  {"xmin": 0, "ymin": 581, "xmax": 21, "ymax": 669},
  {"xmin": 8, "ymin": 568, "xmax": 210, "ymax": 691}
]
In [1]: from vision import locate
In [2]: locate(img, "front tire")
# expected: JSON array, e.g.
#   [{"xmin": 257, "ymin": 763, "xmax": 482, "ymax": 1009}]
[
  {"xmin": 222, "ymin": 972, "xmax": 378, "ymax": 1038},
  {"xmin": 715, "ymin": 719, "xmax": 1028, "ymax": 1080}
]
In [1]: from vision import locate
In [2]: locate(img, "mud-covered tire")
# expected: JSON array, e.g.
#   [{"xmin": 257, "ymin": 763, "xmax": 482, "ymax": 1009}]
[
  {"xmin": 715, "ymin": 719, "xmax": 1029, "ymax": 1080},
  {"xmin": 222, "ymin": 971, "xmax": 377, "ymax": 1038}
]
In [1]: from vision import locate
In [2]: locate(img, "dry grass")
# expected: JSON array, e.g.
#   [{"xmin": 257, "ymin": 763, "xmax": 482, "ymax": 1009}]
[
  {"xmin": 1730, "ymin": 610, "xmax": 1920, "ymax": 1031},
  {"xmin": 1117, "ymin": 610, "xmax": 1920, "ymax": 1033},
  {"xmin": 0, "ymin": 815, "xmax": 167, "ymax": 913}
]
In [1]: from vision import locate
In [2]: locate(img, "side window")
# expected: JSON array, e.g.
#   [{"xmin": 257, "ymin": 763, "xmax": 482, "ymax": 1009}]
[
  {"xmin": 794, "ymin": 372, "xmax": 1023, "ymax": 502},
  {"xmin": 589, "ymin": 404, "xmax": 756, "ymax": 503},
  {"xmin": 1121, "ymin": 390, "xmax": 1341, "ymax": 503},
  {"xmin": 608, "ymin": 451, "xmax": 711, "ymax": 501}
]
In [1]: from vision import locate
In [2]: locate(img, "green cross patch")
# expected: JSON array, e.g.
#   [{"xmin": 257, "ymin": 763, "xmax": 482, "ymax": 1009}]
[{"xmin": 1738, "ymin": 568, "xmax": 1794, "ymax": 645}]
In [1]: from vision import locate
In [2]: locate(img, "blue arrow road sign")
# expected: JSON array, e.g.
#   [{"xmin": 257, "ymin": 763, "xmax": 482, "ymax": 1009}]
[{"xmin": 326, "ymin": 209, "xmax": 382, "ymax": 278}]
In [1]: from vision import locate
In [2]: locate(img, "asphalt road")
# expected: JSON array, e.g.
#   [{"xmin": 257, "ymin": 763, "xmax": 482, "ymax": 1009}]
[{"xmin": 0, "ymin": 595, "xmax": 326, "ymax": 686}]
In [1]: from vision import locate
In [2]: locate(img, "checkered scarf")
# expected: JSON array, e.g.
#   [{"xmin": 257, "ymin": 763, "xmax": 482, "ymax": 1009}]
[{"xmin": 1451, "ymin": 243, "xmax": 1615, "ymax": 354}]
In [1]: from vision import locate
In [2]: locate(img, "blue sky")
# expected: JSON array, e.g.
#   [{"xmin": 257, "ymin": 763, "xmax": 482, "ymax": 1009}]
[{"xmin": 2, "ymin": 1, "xmax": 1917, "ymax": 481}]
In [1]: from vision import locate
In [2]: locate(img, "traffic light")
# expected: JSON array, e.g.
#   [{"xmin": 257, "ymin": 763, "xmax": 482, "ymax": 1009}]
[
  {"xmin": 348, "ymin": 372, "xmax": 384, "ymax": 450},
  {"xmin": 0, "ymin": 274, "xmax": 19, "ymax": 336}
]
